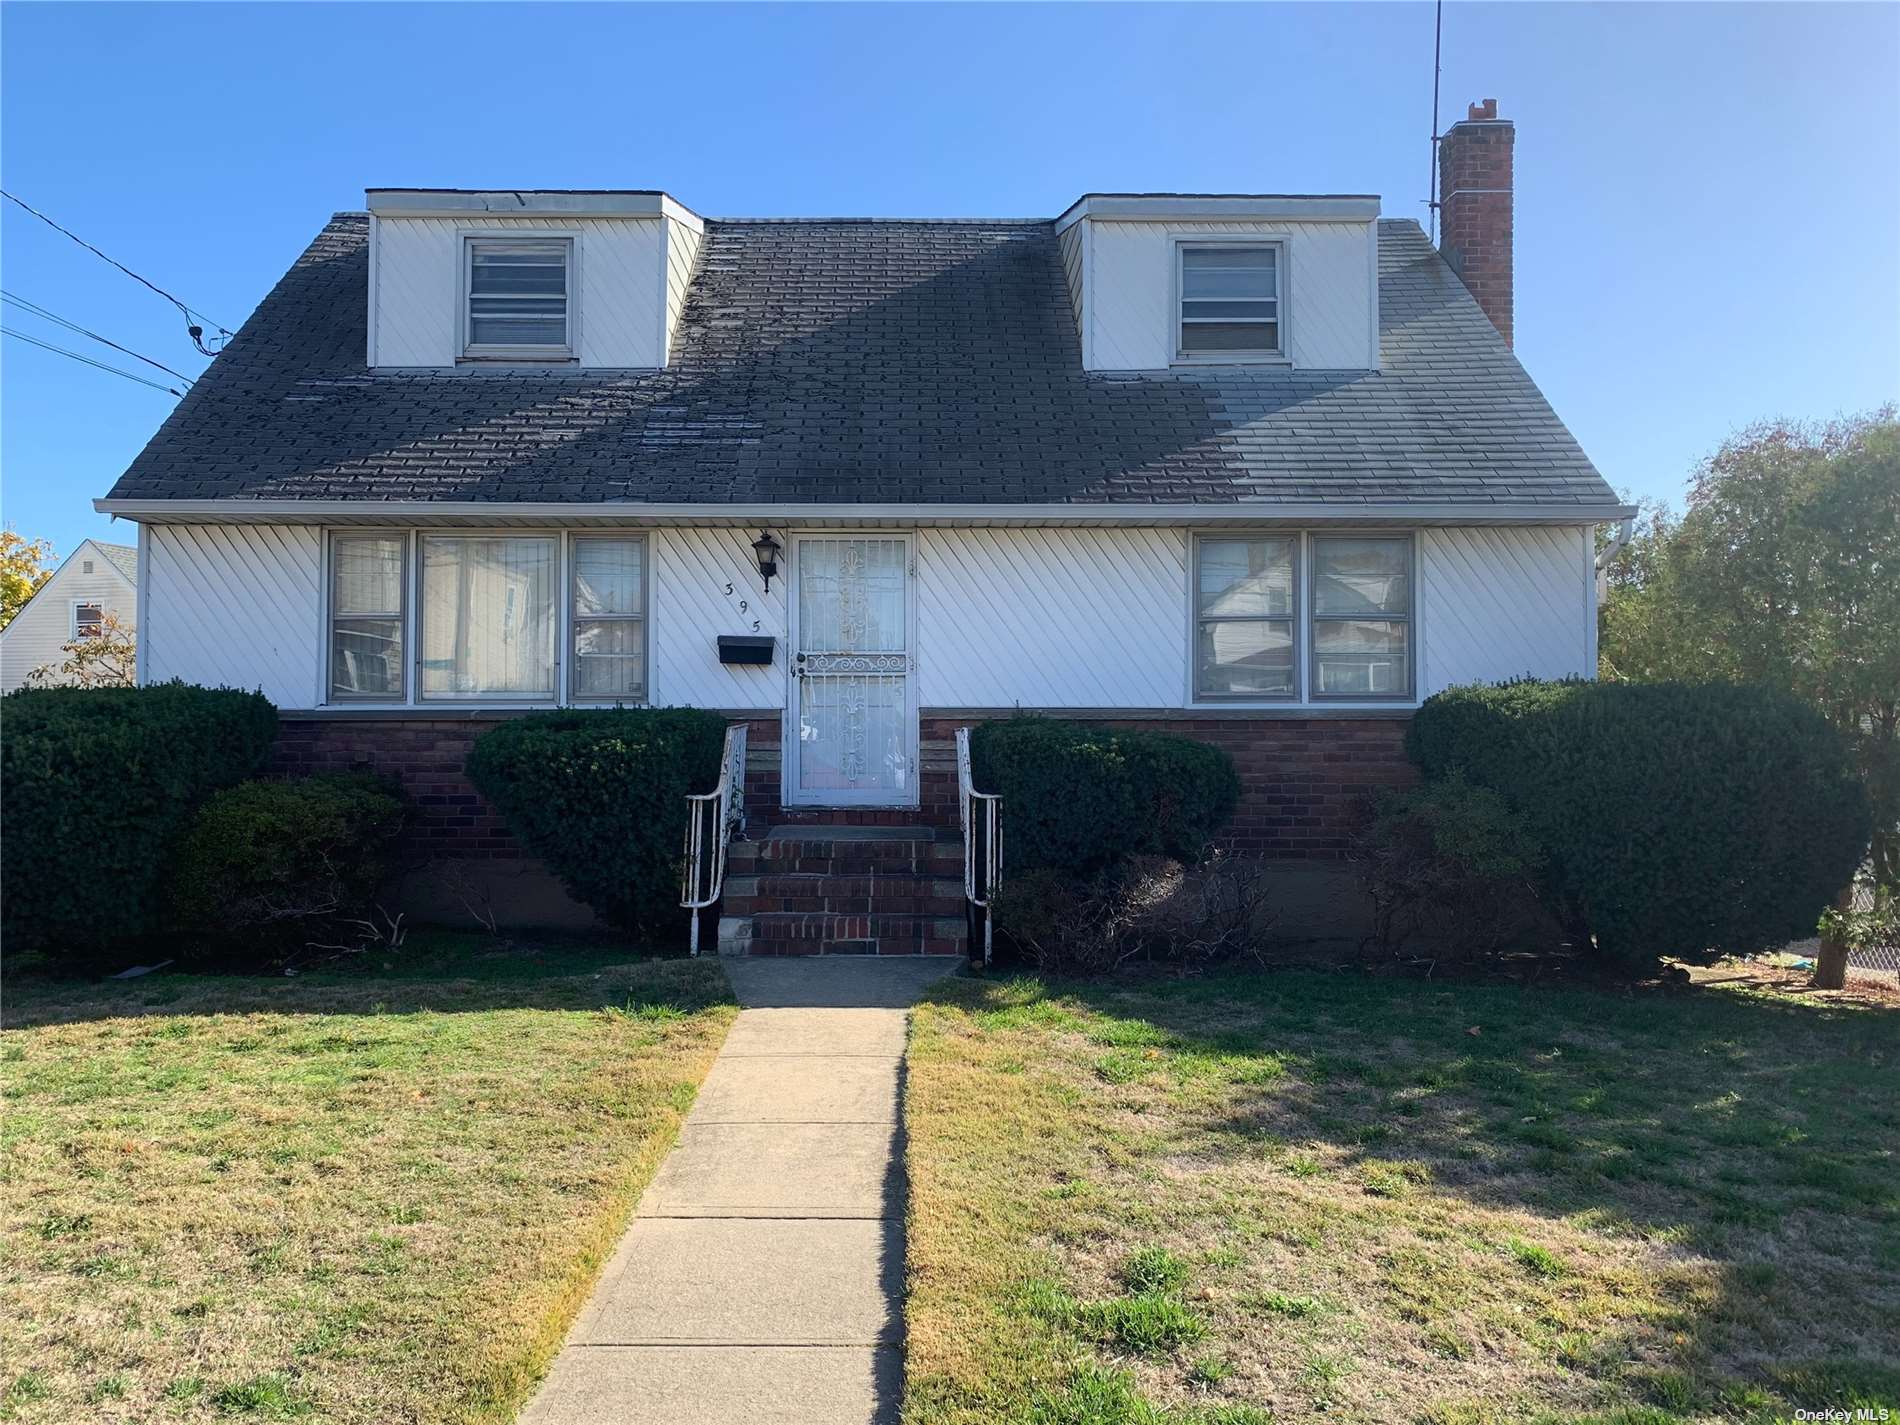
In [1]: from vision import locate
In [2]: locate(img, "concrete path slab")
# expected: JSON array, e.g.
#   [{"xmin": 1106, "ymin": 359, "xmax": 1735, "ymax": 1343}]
[
  {"xmin": 644, "ymin": 1122, "xmax": 899, "ymax": 1218},
  {"xmin": 719, "ymin": 1008, "xmax": 909, "ymax": 1057},
  {"xmin": 520, "ymin": 957, "xmax": 959, "ymax": 1425},
  {"xmin": 691, "ymin": 1054, "xmax": 901, "ymax": 1124},
  {"xmin": 574, "ymin": 1218, "xmax": 899, "ymax": 1344},
  {"xmin": 521, "ymin": 1346, "xmax": 900, "ymax": 1425}
]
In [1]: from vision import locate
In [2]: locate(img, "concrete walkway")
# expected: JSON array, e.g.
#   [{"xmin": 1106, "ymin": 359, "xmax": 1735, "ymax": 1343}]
[{"xmin": 521, "ymin": 957, "xmax": 958, "ymax": 1425}]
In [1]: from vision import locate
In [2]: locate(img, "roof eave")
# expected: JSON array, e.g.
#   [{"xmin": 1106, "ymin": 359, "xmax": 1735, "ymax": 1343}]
[
  {"xmin": 1054, "ymin": 193, "xmax": 1382, "ymax": 233},
  {"xmin": 95, "ymin": 497, "xmax": 1637, "ymax": 528}
]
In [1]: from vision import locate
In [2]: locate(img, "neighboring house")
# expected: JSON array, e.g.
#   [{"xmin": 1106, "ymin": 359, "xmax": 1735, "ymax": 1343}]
[
  {"xmin": 94, "ymin": 101, "xmax": 1632, "ymax": 940},
  {"xmin": 0, "ymin": 539, "xmax": 138, "ymax": 693}
]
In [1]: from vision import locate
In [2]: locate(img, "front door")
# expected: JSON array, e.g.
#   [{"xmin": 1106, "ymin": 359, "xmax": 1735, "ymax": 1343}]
[{"xmin": 786, "ymin": 534, "xmax": 917, "ymax": 806}]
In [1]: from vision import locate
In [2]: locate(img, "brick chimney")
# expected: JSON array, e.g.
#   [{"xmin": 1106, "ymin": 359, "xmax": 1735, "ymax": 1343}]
[{"xmin": 1437, "ymin": 97, "xmax": 1515, "ymax": 346}]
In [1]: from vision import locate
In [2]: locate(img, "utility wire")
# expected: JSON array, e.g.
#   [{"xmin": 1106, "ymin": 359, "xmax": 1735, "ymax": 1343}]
[
  {"xmin": 3, "ymin": 326, "xmax": 189, "ymax": 397},
  {"xmin": 0, "ymin": 189, "xmax": 233, "ymax": 354},
  {"xmin": 2, "ymin": 290, "xmax": 197, "ymax": 384}
]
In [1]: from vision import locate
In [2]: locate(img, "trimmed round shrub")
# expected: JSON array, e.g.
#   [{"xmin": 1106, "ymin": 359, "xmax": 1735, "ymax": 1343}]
[
  {"xmin": 971, "ymin": 717, "xmax": 1239, "ymax": 876},
  {"xmin": 464, "ymin": 708, "xmax": 729, "ymax": 938},
  {"xmin": 167, "ymin": 774, "xmax": 406, "ymax": 962},
  {"xmin": 1, "ymin": 681, "xmax": 279, "ymax": 964},
  {"xmin": 1407, "ymin": 680, "xmax": 1871, "ymax": 967}
]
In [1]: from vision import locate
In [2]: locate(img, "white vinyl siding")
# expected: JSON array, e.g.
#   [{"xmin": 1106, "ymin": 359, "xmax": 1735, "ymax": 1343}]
[
  {"xmin": 372, "ymin": 215, "xmax": 667, "ymax": 368},
  {"xmin": 0, "ymin": 541, "xmax": 139, "ymax": 693},
  {"xmin": 135, "ymin": 523, "xmax": 1596, "ymax": 714},
  {"xmin": 464, "ymin": 238, "xmax": 571, "ymax": 356},
  {"xmin": 1082, "ymin": 218, "xmax": 1375, "ymax": 371}
]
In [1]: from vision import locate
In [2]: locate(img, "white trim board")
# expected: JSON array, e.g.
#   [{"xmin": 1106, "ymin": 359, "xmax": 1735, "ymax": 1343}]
[{"xmin": 99, "ymin": 499, "xmax": 1638, "ymax": 527}]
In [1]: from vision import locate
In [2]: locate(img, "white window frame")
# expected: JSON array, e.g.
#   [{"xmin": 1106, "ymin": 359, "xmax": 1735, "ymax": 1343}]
[
  {"xmin": 460, "ymin": 233, "xmax": 577, "ymax": 361},
  {"xmin": 414, "ymin": 531, "xmax": 564, "ymax": 705},
  {"xmin": 69, "ymin": 600, "xmax": 105, "ymax": 639},
  {"xmin": 324, "ymin": 531, "xmax": 411, "ymax": 704},
  {"xmin": 1308, "ymin": 532, "xmax": 1416, "ymax": 703},
  {"xmin": 1173, "ymin": 238, "xmax": 1288, "ymax": 364},
  {"xmin": 1187, "ymin": 530, "xmax": 1420, "ymax": 707},
  {"xmin": 1190, "ymin": 534, "xmax": 1301, "ymax": 703},
  {"xmin": 568, "ymin": 533, "xmax": 651, "ymax": 705}
]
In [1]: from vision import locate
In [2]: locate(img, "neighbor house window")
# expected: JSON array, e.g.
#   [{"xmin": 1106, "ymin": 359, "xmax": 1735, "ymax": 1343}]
[
  {"xmin": 1194, "ymin": 536, "xmax": 1297, "ymax": 699},
  {"xmin": 1311, "ymin": 535, "xmax": 1412, "ymax": 698},
  {"xmin": 71, "ymin": 602, "xmax": 104, "ymax": 638},
  {"xmin": 464, "ymin": 237, "xmax": 572, "ymax": 356},
  {"xmin": 1178, "ymin": 243, "xmax": 1281, "ymax": 357},
  {"xmin": 570, "ymin": 536, "xmax": 646, "ymax": 702},
  {"xmin": 328, "ymin": 535, "xmax": 406, "ymax": 700},
  {"xmin": 419, "ymin": 536, "xmax": 557, "ymax": 700}
]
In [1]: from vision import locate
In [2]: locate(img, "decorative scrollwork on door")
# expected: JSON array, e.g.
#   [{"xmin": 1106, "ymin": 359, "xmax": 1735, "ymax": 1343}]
[{"xmin": 800, "ymin": 652, "xmax": 912, "ymax": 675}]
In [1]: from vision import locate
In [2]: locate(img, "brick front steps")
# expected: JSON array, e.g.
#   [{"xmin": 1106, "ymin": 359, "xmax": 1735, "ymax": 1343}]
[{"xmin": 719, "ymin": 826, "xmax": 969, "ymax": 957}]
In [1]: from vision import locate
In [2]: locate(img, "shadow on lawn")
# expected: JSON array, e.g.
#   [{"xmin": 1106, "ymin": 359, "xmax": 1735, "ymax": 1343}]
[
  {"xmin": 925, "ymin": 966, "xmax": 1900, "ymax": 1410},
  {"xmin": 1, "ymin": 932, "xmax": 735, "ymax": 1028}
]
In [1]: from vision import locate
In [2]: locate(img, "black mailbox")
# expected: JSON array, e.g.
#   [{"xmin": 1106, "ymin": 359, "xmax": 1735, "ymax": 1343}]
[{"xmin": 717, "ymin": 635, "xmax": 775, "ymax": 666}]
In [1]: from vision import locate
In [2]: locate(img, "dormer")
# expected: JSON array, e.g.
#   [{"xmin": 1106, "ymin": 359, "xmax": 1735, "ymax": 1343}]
[
  {"xmin": 1053, "ymin": 194, "xmax": 1381, "ymax": 372},
  {"xmin": 364, "ymin": 189, "xmax": 703, "ymax": 369}
]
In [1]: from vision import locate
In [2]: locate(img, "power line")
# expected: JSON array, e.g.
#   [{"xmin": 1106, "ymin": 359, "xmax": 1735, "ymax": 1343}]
[
  {"xmin": 0, "ymin": 189, "xmax": 233, "ymax": 354},
  {"xmin": 2, "ymin": 290, "xmax": 197, "ymax": 384},
  {"xmin": 3, "ymin": 326, "xmax": 189, "ymax": 397}
]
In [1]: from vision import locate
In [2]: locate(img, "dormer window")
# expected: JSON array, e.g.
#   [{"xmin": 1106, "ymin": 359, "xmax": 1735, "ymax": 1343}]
[
  {"xmin": 1177, "ymin": 241, "xmax": 1282, "ymax": 359},
  {"xmin": 463, "ymin": 237, "xmax": 572, "ymax": 358}
]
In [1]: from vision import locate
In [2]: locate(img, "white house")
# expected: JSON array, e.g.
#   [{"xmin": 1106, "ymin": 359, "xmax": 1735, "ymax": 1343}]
[
  {"xmin": 93, "ymin": 102, "xmax": 1632, "ymax": 944},
  {"xmin": 0, "ymin": 539, "xmax": 138, "ymax": 693}
]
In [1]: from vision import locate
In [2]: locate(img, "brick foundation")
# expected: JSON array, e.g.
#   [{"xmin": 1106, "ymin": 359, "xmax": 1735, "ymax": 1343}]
[{"xmin": 275, "ymin": 710, "xmax": 1415, "ymax": 872}]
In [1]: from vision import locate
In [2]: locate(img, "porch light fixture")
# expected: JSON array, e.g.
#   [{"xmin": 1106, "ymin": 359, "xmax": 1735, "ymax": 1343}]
[{"xmin": 752, "ymin": 531, "xmax": 782, "ymax": 594}]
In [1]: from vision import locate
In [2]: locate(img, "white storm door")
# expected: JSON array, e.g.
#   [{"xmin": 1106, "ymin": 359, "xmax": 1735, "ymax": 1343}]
[{"xmin": 787, "ymin": 535, "xmax": 917, "ymax": 807}]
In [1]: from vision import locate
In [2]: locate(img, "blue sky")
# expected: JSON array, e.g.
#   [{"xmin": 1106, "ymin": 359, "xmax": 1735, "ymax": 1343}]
[{"xmin": 3, "ymin": 1, "xmax": 1895, "ymax": 560}]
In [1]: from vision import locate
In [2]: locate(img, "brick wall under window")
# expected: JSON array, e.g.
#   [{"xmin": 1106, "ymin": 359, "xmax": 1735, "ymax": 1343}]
[{"xmin": 273, "ymin": 711, "xmax": 1415, "ymax": 864}]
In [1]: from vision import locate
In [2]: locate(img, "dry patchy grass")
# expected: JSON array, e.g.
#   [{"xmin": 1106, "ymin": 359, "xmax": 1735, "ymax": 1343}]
[
  {"xmin": 903, "ymin": 969, "xmax": 1899, "ymax": 1424},
  {"xmin": 0, "ymin": 936, "xmax": 736, "ymax": 1423}
]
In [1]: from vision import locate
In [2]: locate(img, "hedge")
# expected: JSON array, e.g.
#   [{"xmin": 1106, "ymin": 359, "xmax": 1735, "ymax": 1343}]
[
  {"xmin": 464, "ymin": 708, "xmax": 729, "ymax": 937},
  {"xmin": 1407, "ymin": 679, "xmax": 1871, "ymax": 967},
  {"xmin": 1, "ymin": 681, "xmax": 279, "ymax": 962},
  {"xmin": 168, "ymin": 774, "xmax": 406, "ymax": 962},
  {"xmin": 971, "ymin": 717, "xmax": 1239, "ymax": 876}
]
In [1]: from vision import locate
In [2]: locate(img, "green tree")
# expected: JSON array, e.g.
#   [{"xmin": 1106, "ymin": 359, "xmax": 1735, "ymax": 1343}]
[
  {"xmin": 1600, "ymin": 410, "xmax": 1899, "ymax": 895},
  {"xmin": 0, "ymin": 529, "xmax": 56, "ymax": 630}
]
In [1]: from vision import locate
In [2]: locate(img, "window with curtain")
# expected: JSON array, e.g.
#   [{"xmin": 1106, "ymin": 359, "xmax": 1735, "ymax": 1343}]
[
  {"xmin": 328, "ymin": 535, "xmax": 405, "ymax": 700},
  {"xmin": 1194, "ymin": 536, "xmax": 1297, "ymax": 699},
  {"xmin": 1311, "ymin": 536, "xmax": 1412, "ymax": 698},
  {"xmin": 571, "ymin": 537, "xmax": 645, "ymax": 701},
  {"xmin": 465, "ymin": 238, "xmax": 571, "ymax": 354},
  {"xmin": 1178, "ymin": 243, "xmax": 1282, "ymax": 356},
  {"xmin": 419, "ymin": 536, "xmax": 556, "ymax": 700}
]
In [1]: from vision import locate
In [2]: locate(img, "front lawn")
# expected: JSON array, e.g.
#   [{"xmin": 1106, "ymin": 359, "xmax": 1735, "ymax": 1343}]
[
  {"xmin": 904, "ymin": 969, "xmax": 1900, "ymax": 1424},
  {"xmin": 0, "ymin": 935, "xmax": 736, "ymax": 1423}
]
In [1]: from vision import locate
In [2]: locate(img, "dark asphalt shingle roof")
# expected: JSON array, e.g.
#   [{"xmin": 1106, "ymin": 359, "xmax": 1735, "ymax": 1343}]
[{"xmin": 105, "ymin": 214, "xmax": 1616, "ymax": 507}]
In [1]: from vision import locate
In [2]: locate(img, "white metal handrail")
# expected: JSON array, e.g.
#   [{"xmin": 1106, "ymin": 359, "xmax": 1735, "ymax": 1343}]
[
  {"xmin": 956, "ymin": 726, "xmax": 1002, "ymax": 967},
  {"xmin": 681, "ymin": 724, "xmax": 748, "ymax": 956}
]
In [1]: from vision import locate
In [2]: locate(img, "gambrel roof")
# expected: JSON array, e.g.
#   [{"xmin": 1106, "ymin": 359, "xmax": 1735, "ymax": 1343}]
[{"xmin": 103, "ymin": 214, "xmax": 1618, "ymax": 510}]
